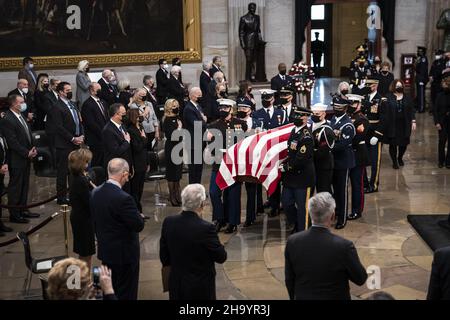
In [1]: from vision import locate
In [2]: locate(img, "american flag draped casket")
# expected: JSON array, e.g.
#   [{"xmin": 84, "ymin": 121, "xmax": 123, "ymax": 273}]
[{"xmin": 215, "ymin": 123, "xmax": 295, "ymax": 196}]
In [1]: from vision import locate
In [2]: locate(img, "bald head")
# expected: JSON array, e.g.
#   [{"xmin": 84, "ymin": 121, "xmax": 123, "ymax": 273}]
[{"xmin": 107, "ymin": 158, "xmax": 130, "ymax": 187}]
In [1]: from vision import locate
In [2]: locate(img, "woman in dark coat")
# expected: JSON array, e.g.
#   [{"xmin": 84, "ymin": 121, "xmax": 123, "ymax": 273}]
[
  {"xmin": 433, "ymin": 76, "xmax": 450, "ymax": 168},
  {"xmin": 68, "ymin": 148, "xmax": 96, "ymax": 269},
  {"xmin": 384, "ymin": 79, "xmax": 417, "ymax": 169},
  {"xmin": 34, "ymin": 74, "xmax": 50, "ymax": 130},
  {"xmin": 162, "ymin": 99, "xmax": 183, "ymax": 206},
  {"xmin": 167, "ymin": 66, "xmax": 187, "ymax": 113},
  {"xmin": 126, "ymin": 108, "xmax": 148, "ymax": 214}
]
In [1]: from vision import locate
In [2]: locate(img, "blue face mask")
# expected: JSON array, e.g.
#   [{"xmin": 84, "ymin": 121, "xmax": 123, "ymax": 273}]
[{"xmin": 20, "ymin": 103, "xmax": 27, "ymax": 112}]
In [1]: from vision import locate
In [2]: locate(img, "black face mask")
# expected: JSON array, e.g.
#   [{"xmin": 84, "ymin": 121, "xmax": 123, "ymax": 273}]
[
  {"xmin": 311, "ymin": 115, "xmax": 322, "ymax": 123},
  {"xmin": 293, "ymin": 119, "xmax": 304, "ymax": 127},
  {"xmin": 66, "ymin": 92, "xmax": 73, "ymax": 100},
  {"xmin": 262, "ymin": 100, "xmax": 271, "ymax": 108},
  {"xmin": 96, "ymin": 89, "xmax": 101, "ymax": 96},
  {"xmin": 374, "ymin": 61, "xmax": 381, "ymax": 65},
  {"xmin": 359, "ymin": 63, "xmax": 365, "ymax": 68},
  {"xmin": 341, "ymin": 90, "xmax": 349, "ymax": 96},
  {"xmin": 43, "ymin": 84, "xmax": 49, "ymax": 89},
  {"xmin": 395, "ymin": 87, "xmax": 404, "ymax": 94},
  {"xmin": 279, "ymin": 70, "xmax": 287, "ymax": 76},
  {"xmin": 280, "ymin": 98, "xmax": 289, "ymax": 105},
  {"xmin": 197, "ymin": 97, "xmax": 204, "ymax": 105},
  {"xmin": 138, "ymin": 116, "xmax": 144, "ymax": 123},
  {"xmin": 219, "ymin": 110, "xmax": 230, "ymax": 119},
  {"xmin": 381, "ymin": 71, "xmax": 389, "ymax": 76},
  {"xmin": 85, "ymin": 68, "xmax": 90, "ymax": 73},
  {"xmin": 219, "ymin": 91, "xmax": 227, "ymax": 98},
  {"xmin": 172, "ymin": 108, "xmax": 179, "ymax": 115},
  {"xmin": 334, "ymin": 110, "xmax": 345, "ymax": 117},
  {"xmin": 122, "ymin": 115, "xmax": 129, "ymax": 123},
  {"xmin": 125, "ymin": 86, "xmax": 131, "ymax": 91},
  {"xmin": 237, "ymin": 111, "xmax": 248, "ymax": 119},
  {"xmin": 347, "ymin": 106, "xmax": 357, "ymax": 115},
  {"xmin": 141, "ymin": 95, "xmax": 147, "ymax": 102},
  {"xmin": 248, "ymin": 88, "xmax": 253, "ymax": 94}
]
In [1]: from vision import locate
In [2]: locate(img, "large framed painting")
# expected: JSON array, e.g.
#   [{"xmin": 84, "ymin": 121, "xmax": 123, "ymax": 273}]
[{"xmin": 0, "ymin": 0, "xmax": 201, "ymax": 70}]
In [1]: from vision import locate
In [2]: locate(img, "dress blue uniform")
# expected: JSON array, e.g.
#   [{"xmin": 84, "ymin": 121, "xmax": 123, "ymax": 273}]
[
  {"xmin": 416, "ymin": 47, "xmax": 429, "ymax": 113},
  {"xmin": 330, "ymin": 98, "xmax": 356, "ymax": 229},
  {"xmin": 253, "ymin": 89, "xmax": 285, "ymax": 216}
]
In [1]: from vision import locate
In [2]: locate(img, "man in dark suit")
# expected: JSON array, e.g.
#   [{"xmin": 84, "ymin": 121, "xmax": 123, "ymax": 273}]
[
  {"xmin": 0, "ymin": 129, "xmax": 13, "ymax": 235},
  {"xmin": 156, "ymin": 59, "xmax": 171, "ymax": 105},
  {"xmin": 44, "ymin": 79, "xmax": 61, "ymax": 170},
  {"xmin": 2, "ymin": 95, "xmax": 40, "ymax": 223},
  {"xmin": 53, "ymin": 82, "xmax": 84, "ymax": 205},
  {"xmin": 183, "ymin": 87, "xmax": 207, "ymax": 184},
  {"xmin": 427, "ymin": 246, "xmax": 450, "ymax": 300},
  {"xmin": 200, "ymin": 62, "xmax": 212, "ymax": 98},
  {"xmin": 285, "ymin": 192, "xmax": 367, "ymax": 300},
  {"xmin": 18, "ymin": 57, "xmax": 37, "ymax": 95},
  {"xmin": 81, "ymin": 83, "xmax": 108, "ymax": 167},
  {"xmin": 209, "ymin": 56, "xmax": 227, "ymax": 82},
  {"xmin": 102, "ymin": 103, "xmax": 132, "ymax": 193},
  {"xmin": 8, "ymin": 78, "xmax": 35, "ymax": 124},
  {"xmin": 91, "ymin": 158, "xmax": 145, "ymax": 300},
  {"xmin": 160, "ymin": 184, "xmax": 227, "ymax": 300},
  {"xmin": 98, "ymin": 69, "xmax": 119, "ymax": 107},
  {"xmin": 271, "ymin": 63, "xmax": 293, "ymax": 105}
]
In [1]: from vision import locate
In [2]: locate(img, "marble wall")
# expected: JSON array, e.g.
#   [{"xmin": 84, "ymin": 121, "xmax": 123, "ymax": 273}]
[{"xmin": 0, "ymin": 0, "xmax": 433, "ymax": 95}]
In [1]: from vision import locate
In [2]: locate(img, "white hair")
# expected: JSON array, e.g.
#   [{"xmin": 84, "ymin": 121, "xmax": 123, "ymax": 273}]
[
  {"xmin": 77, "ymin": 60, "xmax": 89, "ymax": 72},
  {"xmin": 181, "ymin": 184, "xmax": 206, "ymax": 212},
  {"xmin": 213, "ymin": 71, "xmax": 224, "ymax": 82},
  {"xmin": 308, "ymin": 192, "xmax": 336, "ymax": 225},
  {"xmin": 117, "ymin": 78, "xmax": 130, "ymax": 91},
  {"xmin": 107, "ymin": 158, "xmax": 129, "ymax": 178},
  {"xmin": 102, "ymin": 69, "xmax": 112, "ymax": 78},
  {"xmin": 338, "ymin": 81, "xmax": 350, "ymax": 94},
  {"xmin": 202, "ymin": 61, "xmax": 211, "ymax": 71},
  {"xmin": 171, "ymin": 65, "xmax": 182, "ymax": 76}
]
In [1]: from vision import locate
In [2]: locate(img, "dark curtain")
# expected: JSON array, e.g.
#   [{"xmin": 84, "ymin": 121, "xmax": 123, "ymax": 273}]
[
  {"xmin": 295, "ymin": 0, "xmax": 316, "ymax": 62},
  {"xmin": 377, "ymin": 0, "xmax": 396, "ymax": 69}
]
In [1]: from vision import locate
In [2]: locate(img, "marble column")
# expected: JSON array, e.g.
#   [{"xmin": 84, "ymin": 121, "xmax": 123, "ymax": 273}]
[{"xmin": 228, "ymin": 0, "xmax": 266, "ymax": 88}]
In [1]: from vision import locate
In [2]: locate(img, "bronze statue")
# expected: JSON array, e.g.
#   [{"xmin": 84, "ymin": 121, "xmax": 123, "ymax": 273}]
[
  {"xmin": 239, "ymin": 2, "xmax": 264, "ymax": 81},
  {"xmin": 437, "ymin": 9, "xmax": 450, "ymax": 52}
]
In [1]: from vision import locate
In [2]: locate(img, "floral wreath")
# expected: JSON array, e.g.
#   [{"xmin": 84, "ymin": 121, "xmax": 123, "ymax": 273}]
[{"xmin": 289, "ymin": 62, "xmax": 316, "ymax": 95}]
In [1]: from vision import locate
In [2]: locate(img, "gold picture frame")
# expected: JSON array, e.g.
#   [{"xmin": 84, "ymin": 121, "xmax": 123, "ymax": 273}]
[{"xmin": 0, "ymin": 0, "xmax": 202, "ymax": 71}]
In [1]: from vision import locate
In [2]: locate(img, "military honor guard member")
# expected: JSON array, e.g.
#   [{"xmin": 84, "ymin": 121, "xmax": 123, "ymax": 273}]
[
  {"xmin": 362, "ymin": 79, "xmax": 386, "ymax": 193},
  {"xmin": 207, "ymin": 99, "xmax": 248, "ymax": 234},
  {"xmin": 254, "ymin": 89, "xmax": 285, "ymax": 217},
  {"xmin": 236, "ymin": 102, "xmax": 263, "ymax": 227},
  {"xmin": 429, "ymin": 49, "xmax": 447, "ymax": 111},
  {"xmin": 277, "ymin": 85, "xmax": 298, "ymax": 125},
  {"xmin": 281, "ymin": 107, "xmax": 315, "ymax": 233},
  {"xmin": 350, "ymin": 57, "xmax": 370, "ymax": 96},
  {"xmin": 310, "ymin": 103, "xmax": 336, "ymax": 194},
  {"xmin": 416, "ymin": 46, "xmax": 429, "ymax": 113},
  {"xmin": 330, "ymin": 97, "xmax": 356, "ymax": 229},
  {"xmin": 346, "ymin": 94, "xmax": 370, "ymax": 221}
]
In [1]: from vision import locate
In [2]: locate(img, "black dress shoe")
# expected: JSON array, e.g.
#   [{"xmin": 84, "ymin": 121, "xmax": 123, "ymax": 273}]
[
  {"xmin": 347, "ymin": 212, "xmax": 361, "ymax": 221},
  {"xmin": 22, "ymin": 212, "xmax": 40, "ymax": 219},
  {"xmin": 243, "ymin": 220, "xmax": 253, "ymax": 228},
  {"xmin": 0, "ymin": 224, "xmax": 13, "ymax": 232},
  {"xmin": 224, "ymin": 225, "xmax": 237, "ymax": 234},
  {"xmin": 269, "ymin": 209, "xmax": 279, "ymax": 217},
  {"xmin": 393, "ymin": 163, "xmax": 399, "ymax": 169},
  {"xmin": 0, "ymin": 231, "xmax": 4, "ymax": 237},
  {"xmin": 57, "ymin": 198, "xmax": 70, "ymax": 205},
  {"xmin": 447, "ymin": 165, "xmax": 450, "ymax": 169},
  {"xmin": 263, "ymin": 201, "xmax": 271, "ymax": 209},
  {"xmin": 438, "ymin": 163, "xmax": 444, "ymax": 168},
  {"xmin": 398, "ymin": 159, "xmax": 404, "ymax": 167},
  {"xmin": 214, "ymin": 221, "xmax": 226, "ymax": 233},
  {"xmin": 10, "ymin": 216, "xmax": 29, "ymax": 224},
  {"xmin": 335, "ymin": 221, "xmax": 347, "ymax": 230}
]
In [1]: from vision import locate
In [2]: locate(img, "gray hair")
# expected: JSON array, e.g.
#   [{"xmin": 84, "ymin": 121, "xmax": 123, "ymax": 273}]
[
  {"xmin": 171, "ymin": 65, "xmax": 182, "ymax": 76},
  {"xmin": 189, "ymin": 86, "xmax": 202, "ymax": 98},
  {"xmin": 107, "ymin": 158, "xmax": 129, "ymax": 178},
  {"xmin": 102, "ymin": 69, "xmax": 112, "ymax": 78},
  {"xmin": 77, "ymin": 60, "xmax": 89, "ymax": 72},
  {"xmin": 202, "ymin": 61, "xmax": 211, "ymax": 71},
  {"xmin": 338, "ymin": 81, "xmax": 350, "ymax": 94},
  {"xmin": 181, "ymin": 184, "xmax": 206, "ymax": 212},
  {"xmin": 213, "ymin": 71, "xmax": 224, "ymax": 82},
  {"xmin": 308, "ymin": 192, "xmax": 336, "ymax": 225}
]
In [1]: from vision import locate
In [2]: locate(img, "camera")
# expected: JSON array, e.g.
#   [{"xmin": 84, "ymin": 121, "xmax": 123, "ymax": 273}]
[{"xmin": 92, "ymin": 266, "xmax": 101, "ymax": 289}]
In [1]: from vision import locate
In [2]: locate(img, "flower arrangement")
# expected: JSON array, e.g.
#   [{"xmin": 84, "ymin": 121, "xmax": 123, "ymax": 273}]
[{"xmin": 289, "ymin": 62, "xmax": 316, "ymax": 95}]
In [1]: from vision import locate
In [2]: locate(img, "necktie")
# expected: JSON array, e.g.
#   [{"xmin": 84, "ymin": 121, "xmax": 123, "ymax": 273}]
[
  {"xmin": 68, "ymin": 102, "xmax": 80, "ymax": 136},
  {"xmin": 97, "ymin": 100, "xmax": 106, "ymax": 118},
  {"xmin": 18, "ymin": 116, "xmax": 31, "ymax": 143}
]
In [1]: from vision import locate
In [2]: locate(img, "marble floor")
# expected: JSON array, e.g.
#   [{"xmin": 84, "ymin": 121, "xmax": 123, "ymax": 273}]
[{"xmin": 1, "ymin": 79, "xmax": 449, "ymax": 300}]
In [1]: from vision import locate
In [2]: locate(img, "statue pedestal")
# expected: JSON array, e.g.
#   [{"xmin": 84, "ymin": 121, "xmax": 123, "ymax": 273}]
[{"xmin": 255, "ymin": 41, "xmax": 267, "ymax": 82}]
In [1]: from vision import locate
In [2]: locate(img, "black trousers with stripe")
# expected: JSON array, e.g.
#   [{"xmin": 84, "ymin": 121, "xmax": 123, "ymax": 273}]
[
  {"xmin": 281, "ymin": 187, "xmax": 311, "ymax": 232},
  {"xmin": 350, "ymin": 166, "xmax": 365, "ymax": 215},
  {"xmin": 332, "ymin": 169, "xmax": 349, "ymax": 225}
]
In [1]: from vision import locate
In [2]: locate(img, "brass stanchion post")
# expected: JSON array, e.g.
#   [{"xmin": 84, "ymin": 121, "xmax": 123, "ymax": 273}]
[{"xmin": 61, "ymin": 204, "xmax": 70, "ymax": 257}]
